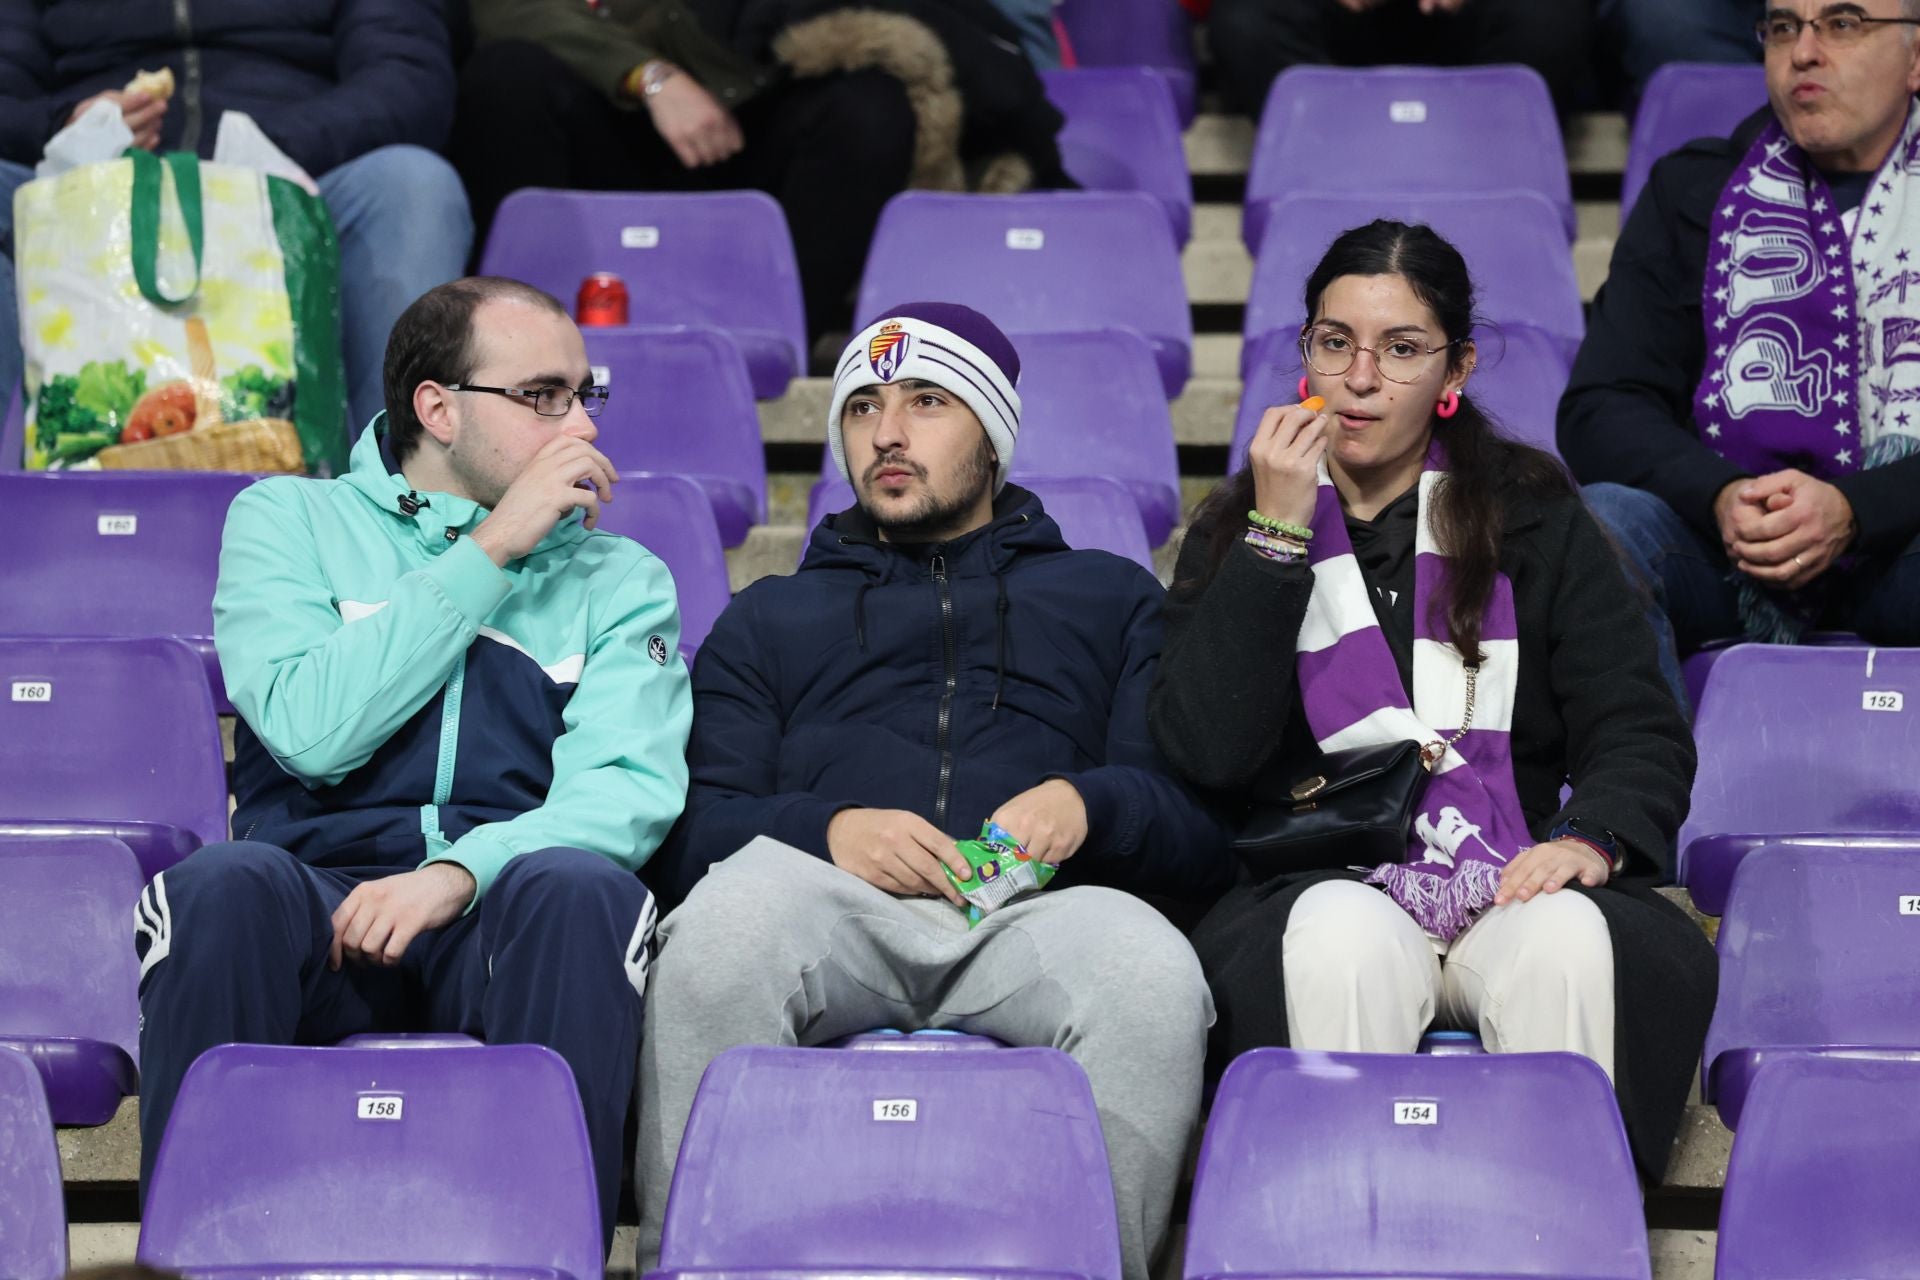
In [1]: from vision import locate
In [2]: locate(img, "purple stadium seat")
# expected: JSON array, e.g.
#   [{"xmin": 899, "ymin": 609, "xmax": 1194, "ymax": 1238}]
[
  {"xmin": 857, "ymin": 192, "xmax": 1194, "ymax": 397},
  {"xmin": 1244, "ymin": 191, "xmax": 1586, "ymax": 374},
  {"xmin": 1680, "ymin": 645, "xmax": 1920, "ymax": 914},
  {"xmin": 1233, "ymin": 322, "xmax": 1571, "ymax": 469},
  {"xmin": 813, "ymin": 328, "xmax": 1181, "ymax": 544},
  {"xmin": 0, "ymin": 470, "xmax": 257, "ymax": 711},
  {"xmin": 0, "ymin": 1048, "xmax": 65, "ymax": 1280},
  {"xmin": 650, "ymin": 1044, "xmax": 1121, "ymax": 1280},
  {"xmin": 479, "ymin": 190, "xmax": 807, "ymax": 399},
  {"xmin": 589, "ymin": 472, "xmax": 731, "ymax": 657},
  {"xmin": 1703, "ymin": 845, "xmax": 1920, "ymax": 1130},
  {"xmin": 806, "ymin": 474, "xmax": 1156, "ymax": 573},
  {"xmin": 140, "ymin": 1043, "xmax": 601, "ymax": 1280},
  {"xmin": 1244, "ymin": 66, "xmax": 1575, "ymax": 253},
  {"xmin": 1055, "ymin": 0, "xmax": 1197, "ymax": 125},
  {"xmin": 582, "ymin": 325, "xmax": 767, "ymax": 546},
  {"xmin": 1018, "ymin": 476, "xmax": 1157, "ymax": 570},
  {"xmin": 1186, "ymin": 1048, "xmax": 1649, "ymax": 1280},
  {"xmin": 1716, "ymin": 1056, "xmax": 1920, "ymax": 1280},
  {"xmin": 334, "ymin": 1033, "xmax": 483, "ymax": 1048},
  {"xmin": 1680, "ymin": 633, "xmax": 1862, "ymax": 717},
  {"xmin": 0, "ymin": 836, "xmax": 142, "ymax": 1125},
  {"xmin": 1041, "ymin": 68, "xmax": 1192, "ymax": 245},
  {"xmin": 0, "ymin": 637, "xmax": 226, "ymax": 881},
  {"xmin": 1622, "ymin": 63, "xmax": 1767, "ymax": 226}
]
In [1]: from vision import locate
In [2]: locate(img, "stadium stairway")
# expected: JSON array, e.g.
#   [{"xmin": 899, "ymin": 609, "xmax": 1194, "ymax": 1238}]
[{"xmin": 62, "ymin": 108, "xmax": 1733, "ymax": 1280}]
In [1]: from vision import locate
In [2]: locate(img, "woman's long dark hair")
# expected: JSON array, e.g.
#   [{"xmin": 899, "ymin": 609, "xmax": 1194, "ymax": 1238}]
[{"xmin": 1183, "ymin": 219, "xmax": 1570, "ymax": 666}]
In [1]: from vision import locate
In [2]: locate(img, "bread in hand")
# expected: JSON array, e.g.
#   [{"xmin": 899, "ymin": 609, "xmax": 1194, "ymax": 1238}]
[{"xmin": 123, "ymin": 67, "xmax": 175, "ymax": 101}]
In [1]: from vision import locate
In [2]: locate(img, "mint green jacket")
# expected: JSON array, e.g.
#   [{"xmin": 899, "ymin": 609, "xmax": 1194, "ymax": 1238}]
[{"xmin": 215, "ymin": 419, "xmax": 692, "ymax": 904}]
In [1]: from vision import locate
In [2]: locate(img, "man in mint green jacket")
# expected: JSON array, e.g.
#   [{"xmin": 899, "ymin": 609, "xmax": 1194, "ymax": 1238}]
[{"xmin": 134, "ymin": 277, "xmax": 692, "ymax": 1244}]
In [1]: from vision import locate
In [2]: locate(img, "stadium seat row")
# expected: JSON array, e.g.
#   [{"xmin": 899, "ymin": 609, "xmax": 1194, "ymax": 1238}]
[
  {"xmin": 6, "ymin": 641, "xmax": 1920, "ymax": 1129},
  {"xmin": 6, "ymin": 1030, "xmax": 1915, "ymax": 1280}
]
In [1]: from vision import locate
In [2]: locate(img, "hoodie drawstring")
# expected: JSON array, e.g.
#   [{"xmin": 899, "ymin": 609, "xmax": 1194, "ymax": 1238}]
[{"xmin": 991, "ymin": 570, "xmax": 1010, "ymax": 711}]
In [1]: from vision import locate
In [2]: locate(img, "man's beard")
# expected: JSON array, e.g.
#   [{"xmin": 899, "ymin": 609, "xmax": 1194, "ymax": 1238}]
[{"xmin": 859, "ymin": 445, "xmax": 996, "ymax": 543}]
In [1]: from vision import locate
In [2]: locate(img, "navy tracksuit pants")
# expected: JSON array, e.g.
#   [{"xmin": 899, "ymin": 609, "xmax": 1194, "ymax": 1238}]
[{"xmin": 135, "ymin": 840, "xmax": 653, "ymax": 1247}]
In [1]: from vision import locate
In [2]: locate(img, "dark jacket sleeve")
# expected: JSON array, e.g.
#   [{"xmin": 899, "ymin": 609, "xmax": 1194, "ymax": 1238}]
[
  {"xmin": 645, "ymin": 586, "xmax": 853, "ymax": 907},
  {"xmin": 1051, "ymin": 567, "xmax": 1234, "ymax": 901},
  {"xmin": 0, "ymin": 6, "xmax": 58, "ymax": 163},
  {"xmin": 471, "ymin": 0, "xmax": 660, "ymax": 101},
  {"xmin": 1556, "ymin": 144, "xmax": 1749, "ymax": 543},
  {"xmin": 209, "ymin": 0, "xmax": 455, "ymax": 175},
  {"xmin": 1540, "ymin": 497, "xmax": 1696, "ymax": 876},
  {"xmin": 1832, "ymin": 454, "xmax": 1920, "ymax": 558},
  {"xmin": 1148, "ymin": 531, "xmax": 1316, "ymax": 793}
]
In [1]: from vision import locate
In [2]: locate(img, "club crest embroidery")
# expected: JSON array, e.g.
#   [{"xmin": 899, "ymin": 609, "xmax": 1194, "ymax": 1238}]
[
  {"xmin": 647, "ymin": 635, "xmax": 669, "ymax": 666},
  {"xmin": 868, "ymin": 322, "xmax": 911, "ymax": 382}
]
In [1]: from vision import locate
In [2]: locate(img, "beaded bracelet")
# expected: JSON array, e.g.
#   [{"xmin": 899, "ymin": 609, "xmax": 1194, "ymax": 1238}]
[
  {"xmin": 1244, "ymin": 526, "xmax": 1308, "ymax": 553},
  {"xmin": 1243, "ymin": 527, "xmax": 1308, "ymax": 562},
  {"xmin": 1246, "ymin": 509, "xmax": 1313, "ymax": 541}
]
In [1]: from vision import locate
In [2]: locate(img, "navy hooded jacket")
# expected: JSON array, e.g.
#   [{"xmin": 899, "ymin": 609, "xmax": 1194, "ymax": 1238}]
[
  {"xmin": 0, "ymin": 0, "xmax": 454, "ymax": 174},
  {"xmin": 646, "ymin": 485, "xmax": 1234, "ymax": 910}
]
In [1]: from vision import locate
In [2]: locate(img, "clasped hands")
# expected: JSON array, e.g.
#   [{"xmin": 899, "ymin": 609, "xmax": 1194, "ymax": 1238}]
[{"xmin": 1715, "ymin": 470, "xmax": 1856, "ymax": 594}]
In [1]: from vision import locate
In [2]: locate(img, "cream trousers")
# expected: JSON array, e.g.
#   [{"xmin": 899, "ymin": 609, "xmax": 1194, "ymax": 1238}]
[{"xmin": 1282, "ymin": 879, "xmax": 1616, "ymax": 1077}]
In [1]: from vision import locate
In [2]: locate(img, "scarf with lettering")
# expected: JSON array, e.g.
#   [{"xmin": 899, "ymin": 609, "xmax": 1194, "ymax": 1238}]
[{"xmin": 1695, "ymin": 102, "xmax": 1920, "ymax": 641}]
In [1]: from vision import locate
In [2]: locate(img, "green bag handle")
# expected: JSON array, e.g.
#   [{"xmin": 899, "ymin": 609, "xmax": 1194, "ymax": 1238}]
[{"xmin": 128, "ymin": 149, "xmax": 205, "ymax": 306}]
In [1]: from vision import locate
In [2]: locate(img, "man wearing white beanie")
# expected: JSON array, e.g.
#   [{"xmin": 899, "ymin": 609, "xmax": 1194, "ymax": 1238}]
[{"xmin": 638, "ymin": 302, "xmax": 1233, "ymax": 1280}]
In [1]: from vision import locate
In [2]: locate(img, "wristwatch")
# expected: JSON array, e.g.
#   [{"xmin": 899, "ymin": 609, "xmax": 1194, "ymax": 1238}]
[
  {"xmin": 639, "ymin": 59, "xmax": 680, "ymax": 98},
  {"xmin": 1551, "ymin": 818, "xmax": 1625, "ymax": 876}
]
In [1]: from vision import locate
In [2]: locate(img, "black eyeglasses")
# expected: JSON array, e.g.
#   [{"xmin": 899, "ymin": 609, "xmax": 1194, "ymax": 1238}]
[
  {"xmin": 444, "ymin": 383, "xmax": 610, "ymax": 418},
  {"xmin": 1756, "ymin": 8, "xmax": 1920, "ymax": 46}
]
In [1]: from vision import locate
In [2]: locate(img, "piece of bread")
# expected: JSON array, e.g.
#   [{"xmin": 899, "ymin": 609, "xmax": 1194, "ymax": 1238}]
[{"xmin": 124, "ymin": 67, "xmax": 175, "ymax": 101}]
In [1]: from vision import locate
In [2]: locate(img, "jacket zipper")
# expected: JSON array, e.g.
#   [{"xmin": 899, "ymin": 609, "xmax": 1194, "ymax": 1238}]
[
  {"xmin": 931, "ymin": 551, "xmax": 958, "ymax": 828},
  {"xmin": 172, "ymin": 0, "xmax": 203, "ymax": 152}
]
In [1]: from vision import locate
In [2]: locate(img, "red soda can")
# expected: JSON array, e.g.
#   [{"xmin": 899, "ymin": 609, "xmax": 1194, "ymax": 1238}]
[{"xmin": 576, "ymin": 273, "xmax": 629, "ymax": 327}]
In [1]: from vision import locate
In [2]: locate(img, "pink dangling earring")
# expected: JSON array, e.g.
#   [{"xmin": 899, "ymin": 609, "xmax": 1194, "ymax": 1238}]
[
  {"xmin": 1436, "ymin": 390, "xmax": 1461, "ymax": 419},
  {"xmin": 1298, "ymin": 376, "xmax": 1312, "ymax": 399}
]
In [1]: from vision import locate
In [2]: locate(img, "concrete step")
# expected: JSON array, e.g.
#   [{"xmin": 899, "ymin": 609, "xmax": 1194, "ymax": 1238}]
[{"xmin": 1652, "ymin": 1229, "xmax": 1718, "ymax": 1280}]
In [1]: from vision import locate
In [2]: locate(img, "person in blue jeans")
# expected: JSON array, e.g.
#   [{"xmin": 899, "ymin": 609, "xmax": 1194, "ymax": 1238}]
[
  {"xmin": 0, "ymin": 0, "xmax": 473, "ymax": 439},
  {"xmin": 1595, "ymin": 0, "xmax": 1760, "ymax": 112},
  {"xmin": 1558, "ymin": 0, "xmax": 1920, "ymax": 711}
]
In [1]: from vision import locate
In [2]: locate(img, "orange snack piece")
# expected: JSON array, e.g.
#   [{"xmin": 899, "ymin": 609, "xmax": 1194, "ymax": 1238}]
[{"xmin": 1301, "ymin": 395, "xmax": 1326, "ymax": 412}]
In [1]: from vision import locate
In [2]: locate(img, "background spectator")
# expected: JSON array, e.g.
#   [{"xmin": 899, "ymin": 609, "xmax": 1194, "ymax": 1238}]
[
  {"xmin": 0, "ymin": 0, "xmax": 474, "ymax": 436},
  {"xmin": 453, "ymin": 0, "xmax": 1068, "ymax": 351},
  {"xmin": 1561, "ymin": 0, "xmax": 1920, "ymax": 705},
  {"xmin": 1596, "ymin": 0, "xmax": 1762, "ymax": 113},
  {"xmin": 1207, "ymin": 0, "xmax": 1593, "ymax": 119}
]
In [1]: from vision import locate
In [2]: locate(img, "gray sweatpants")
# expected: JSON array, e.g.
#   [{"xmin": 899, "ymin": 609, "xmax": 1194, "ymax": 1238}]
[{"xmin": 636, "ymin": 837, "xmax": 1214, "ymax": 1280}]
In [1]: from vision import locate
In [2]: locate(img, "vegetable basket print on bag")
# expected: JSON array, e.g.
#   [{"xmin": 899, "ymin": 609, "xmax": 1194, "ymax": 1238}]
[{"xmin": 14, "ymin": 149, "xmax": 347, "ymax": 473}]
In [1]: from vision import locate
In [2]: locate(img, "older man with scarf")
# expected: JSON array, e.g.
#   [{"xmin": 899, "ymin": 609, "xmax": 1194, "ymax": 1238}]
[{"xmin": 1561, "ymin": 0, "xmax": 1920, "ymax": 710}]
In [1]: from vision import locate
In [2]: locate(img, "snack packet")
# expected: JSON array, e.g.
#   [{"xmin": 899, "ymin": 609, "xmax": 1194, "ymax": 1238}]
[{"xmin": 944, "ymin": 821, "xmax": 1057, "ymax": 927}]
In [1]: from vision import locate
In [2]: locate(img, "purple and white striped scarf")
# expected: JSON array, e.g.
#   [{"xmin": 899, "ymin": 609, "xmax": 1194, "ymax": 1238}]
[
  {"xmin": 1695, "ymin": 103, "xmax": 1920, "ymax": 641},
  {"xmin": 1297, "ymin": 443, "xmax": 1531, "ymax": 941}
]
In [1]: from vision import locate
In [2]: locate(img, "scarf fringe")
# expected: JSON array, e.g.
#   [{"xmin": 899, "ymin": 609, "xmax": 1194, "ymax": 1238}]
[{"xmin": 1363, "ymin": 859, "xmax": 1505, "ymax": 941}]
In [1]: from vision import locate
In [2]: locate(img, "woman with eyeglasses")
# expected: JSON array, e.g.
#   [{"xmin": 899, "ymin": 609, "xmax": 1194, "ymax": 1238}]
[{"xmin": 1147, "ymin": 220, "xmax": 1715, "ymax": 1176}]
